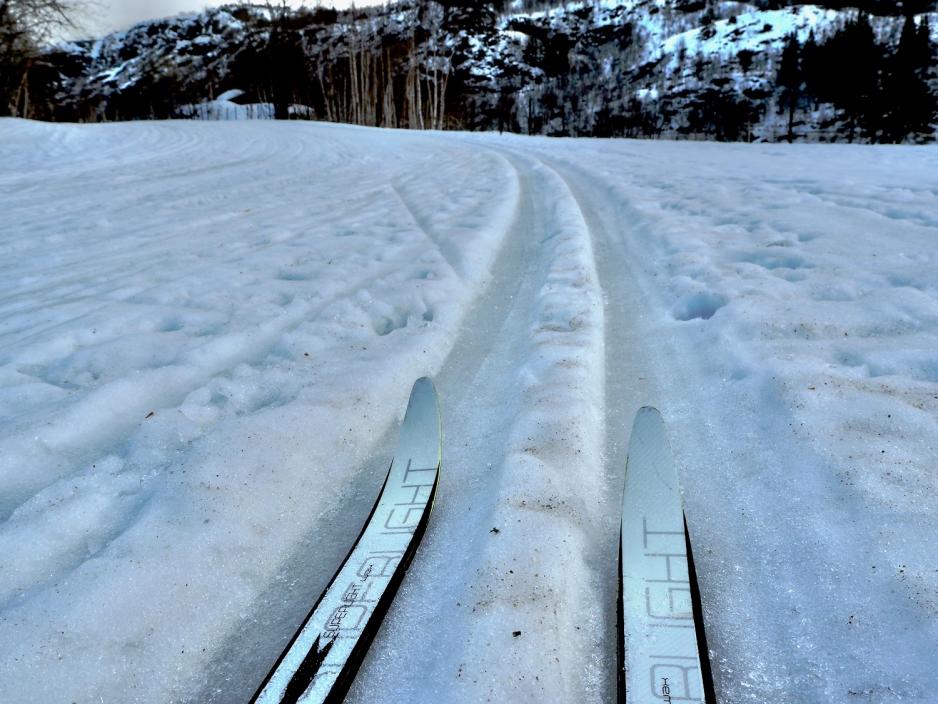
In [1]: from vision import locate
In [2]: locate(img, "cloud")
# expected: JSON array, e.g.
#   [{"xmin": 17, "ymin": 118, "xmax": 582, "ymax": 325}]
[
  {"xmin": 86, "ymin": 0, "xmax": 378, "ymax": 36},
  {"xmin": 106, "ymin": 0, "xmax": 201, "ymax": 30}
]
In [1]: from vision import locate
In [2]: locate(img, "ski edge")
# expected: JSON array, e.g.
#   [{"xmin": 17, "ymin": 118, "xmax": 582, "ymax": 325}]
[
  {"xmin": 251, "ymin": 377, "xmax": 441, "ymax": 704},
  {"xmin": 617, "ymin": 405, "xmax": 716, "ymax": 704}
]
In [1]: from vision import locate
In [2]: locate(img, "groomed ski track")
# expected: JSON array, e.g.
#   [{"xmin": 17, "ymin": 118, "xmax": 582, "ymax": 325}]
[
  {"xmin": 347, "ymin": 149, "xmax": 613, "ymax": 703},
  {"xmin": 2, "ymin": 121, "xmax": 937, "ymax": 704}
]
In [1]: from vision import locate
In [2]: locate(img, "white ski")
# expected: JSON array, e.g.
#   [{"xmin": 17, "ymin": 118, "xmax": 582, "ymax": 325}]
[
  {"xmin": 618, "ymin": 407, "xmax": 712, "ymax": 703},
  {"xmin": 253, "ymin": 377, "xmax": 441, "ymax": 704}
]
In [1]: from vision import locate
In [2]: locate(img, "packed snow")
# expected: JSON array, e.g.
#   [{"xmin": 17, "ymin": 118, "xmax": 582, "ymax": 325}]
[{"xmin": 1, "ymin": 119, "xmax": 936, "ymax": 703}]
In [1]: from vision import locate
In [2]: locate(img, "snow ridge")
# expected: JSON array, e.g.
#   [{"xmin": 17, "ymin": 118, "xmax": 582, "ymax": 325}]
[{"xmin": 450, "ymin": 154, "xmax": 607, "ymax": 700}]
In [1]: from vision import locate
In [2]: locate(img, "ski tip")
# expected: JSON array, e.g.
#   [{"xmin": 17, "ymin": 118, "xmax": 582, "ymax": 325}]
[
  {"xmin": 412, "ymin": 375, "xmax": 436, "ymax": 394},
  {"xmin": 626, "ymin": 405, "xmax": 675, "ymax": 494},
  {"xmin": 632, "ymin": 406, "xmax": 664, "ymax": 434},
  {"xmin": 636, "ymin": 405, "xmax": 662, "ymax": 419},
  {"xmin": 408, "ymin": 377, "xmax": 439, "ymax": 413},
  {"xmin": 400, "ymin": 377, "xmax": 442, "ymax": 461}
]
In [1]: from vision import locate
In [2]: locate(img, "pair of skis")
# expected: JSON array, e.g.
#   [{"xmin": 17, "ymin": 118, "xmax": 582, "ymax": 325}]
[{"xmin": 252, "ymin": 380, "xmax": 713, "ymax": 703}]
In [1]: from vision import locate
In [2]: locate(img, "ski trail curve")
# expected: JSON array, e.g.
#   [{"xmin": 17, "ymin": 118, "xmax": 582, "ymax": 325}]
[{"xmin": 347, "ymin": 149, "xmax": 609, "ymax": 703}]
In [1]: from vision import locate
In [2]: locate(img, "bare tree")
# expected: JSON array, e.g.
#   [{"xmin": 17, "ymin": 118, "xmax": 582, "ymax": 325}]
[
  {"xmin": 264, "ymin": 0, "xmax": 304, "ymax": 120},
  {"xmin": 1, "ymin": 0, "xmax": 88, "ymax": 116}
]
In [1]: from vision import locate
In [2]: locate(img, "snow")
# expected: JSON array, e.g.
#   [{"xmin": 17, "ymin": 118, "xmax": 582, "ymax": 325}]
[
  {"xmin": 179, "ymin": 94, "xmax": 276, "ymax": 120},
  {"xmin": 0, "ymin": 118, "xmax": 517, "ymax": 702},
  {"xmin": 215, "ymin": 88, "xmax": 245, "ymax": 102},
  {"xmin": 660, "ymin": 6, "xmax": 839, "ymax": 66},
  {"xmin": 1, "ymin": 118, "xmax": 937, "ymax": 703}
]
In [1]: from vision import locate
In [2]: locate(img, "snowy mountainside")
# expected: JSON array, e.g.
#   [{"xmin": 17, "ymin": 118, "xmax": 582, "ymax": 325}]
[
  {"xmin": 48, "ymin": 5, "xmax": 265, "ymax": 119},
  {"xmin": 40, "ymin": 0, "xmax": 938, "ymax": 142},
  {"xmin": 487, "ymin": 1, "xmax": 937, "ymax": 140}
]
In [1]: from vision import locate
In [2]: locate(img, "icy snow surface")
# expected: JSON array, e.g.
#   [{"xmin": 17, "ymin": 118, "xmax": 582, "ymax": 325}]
[{"xmin": 1, "ymin": 119, "xmax": 937, "ymax": 703}]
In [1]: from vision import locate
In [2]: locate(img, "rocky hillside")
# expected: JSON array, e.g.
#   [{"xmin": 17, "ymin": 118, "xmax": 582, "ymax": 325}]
[{"xmin": 37, "ymin": 1, "xmax": 938, "ymax": 142}]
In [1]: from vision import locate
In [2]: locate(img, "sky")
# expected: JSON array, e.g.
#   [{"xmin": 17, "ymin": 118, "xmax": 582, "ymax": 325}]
[{"xmin": 81, "ymin": 0, "xmax": 384, "ymax": 37}]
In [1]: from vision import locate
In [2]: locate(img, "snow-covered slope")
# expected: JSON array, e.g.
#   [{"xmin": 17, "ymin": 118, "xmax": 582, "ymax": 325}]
[{"xmin": 1, "ymin": 119, "xmax": 937, "ymax": 702}]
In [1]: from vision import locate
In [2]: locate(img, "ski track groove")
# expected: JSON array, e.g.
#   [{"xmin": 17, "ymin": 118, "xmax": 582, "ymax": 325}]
[
  {"xmin": 345, "ymin": 153, "xmax": 539, "ymax": 703},
  {"xmin": 347, "ymin": 146, "xmax": 611, "ymax": 703}
]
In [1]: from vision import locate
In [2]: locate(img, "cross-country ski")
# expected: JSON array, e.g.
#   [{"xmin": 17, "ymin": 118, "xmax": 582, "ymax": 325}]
[
  {"xmin": 252, "ymin": 378, "xmax": 441, "ymax": 704},
  {"xmin": 619, "ymin": 407, "xmax": 714, "ymax": 704}
]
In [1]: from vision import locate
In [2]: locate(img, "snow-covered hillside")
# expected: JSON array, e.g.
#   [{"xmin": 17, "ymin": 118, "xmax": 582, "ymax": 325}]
[
  {"xmin": 38, "ymin": 1, "xmax": 938, "ymax": 142},
  {"xmin": 1, "ymin": 118, "xmax": 937, "ymax": 703}
]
